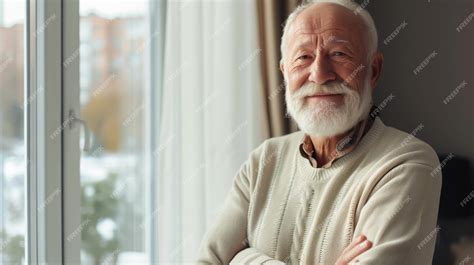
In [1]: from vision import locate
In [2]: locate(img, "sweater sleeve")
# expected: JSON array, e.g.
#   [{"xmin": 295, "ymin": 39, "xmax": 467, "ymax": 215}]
[
  {"xmin": 230, "ymin": 248, "xmax": 286, "ymax": 264},
  {"xmin": 196, "ymin": 141, "xmax": 287, "ymax": 264},
  {"xmin": 196, "ymin": 155, "xmax": 253, "ymax": 264},
  {"xmin": 196, "ymin": 142, "xmax": 281, "ymax": 264},
  {"xmin": 352, "ymin": 162, "xmax": 442, "ymax": 265}
]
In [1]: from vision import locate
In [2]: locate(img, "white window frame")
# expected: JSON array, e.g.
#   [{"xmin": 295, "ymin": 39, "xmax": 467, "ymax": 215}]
[
  {"xmin": 61, "ymin": 0, "xmax": 81, "ymax": 263},
  {"xmin": 147, "ymin": 1, "xmax": 166, "ymax": 262},
  {"xmin": 26, "ymin": 0, "xmax": 64, "ymax": 264}
]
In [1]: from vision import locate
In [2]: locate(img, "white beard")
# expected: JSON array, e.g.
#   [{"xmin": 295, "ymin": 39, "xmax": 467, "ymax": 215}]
[{"xmin": 285, "ymin": 75, "xmax": 373, "ymax": 137}]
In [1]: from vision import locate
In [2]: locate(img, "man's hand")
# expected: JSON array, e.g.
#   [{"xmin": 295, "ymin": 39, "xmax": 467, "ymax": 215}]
[{"xmin": 335, "ymin": 235, "xmax": 372, "ymax": 265}]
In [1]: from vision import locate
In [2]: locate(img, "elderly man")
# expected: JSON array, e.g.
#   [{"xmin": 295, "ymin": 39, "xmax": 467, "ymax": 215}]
[{"xmin": 198, "ymin": 0, "xmax": 442, "ymax": 264}]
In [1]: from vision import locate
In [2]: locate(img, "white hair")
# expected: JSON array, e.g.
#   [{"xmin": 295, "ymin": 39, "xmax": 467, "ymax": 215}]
[{"xmin": 280, "ymin": 0, "xmax": 378, "ymax": 65}]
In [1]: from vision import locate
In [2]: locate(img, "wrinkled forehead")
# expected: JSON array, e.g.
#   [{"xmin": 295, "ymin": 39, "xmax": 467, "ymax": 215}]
[{"xmin": 287, "ymin": 3, "xmax": 367, "ymax": 49}]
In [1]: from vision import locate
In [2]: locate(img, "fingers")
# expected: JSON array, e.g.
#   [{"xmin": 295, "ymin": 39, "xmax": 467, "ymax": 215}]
[
  {"xmin": 336, "ymin": 235, "xmax": 372, "ymax": 265},
  {"xmin": 342, "ymin": 235, "xmax": 366, "ymax": 256},
  {"xmin": 342, "ymin": 239, "xmax": 372, "ymax": 263}
]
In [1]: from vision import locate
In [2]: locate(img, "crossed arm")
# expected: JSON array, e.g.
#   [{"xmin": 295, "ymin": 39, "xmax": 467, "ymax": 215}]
[
  {"xmin": 229, "ymin": 236, "xmax": 372, "ymax": 264},
  {"xmin": 197, "ymin": 160, "xmax": 441, "ymax": 264}
]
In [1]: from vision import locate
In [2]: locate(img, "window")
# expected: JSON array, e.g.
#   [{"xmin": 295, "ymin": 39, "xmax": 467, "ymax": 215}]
[
  {"xmin": 0, "ymin": 0, "xmax": 162, "ymax": 264},
  {"xmin": 77, "ymin": 2, "xmax": 151, "ymax": 263},
  {"xmin": 1, "ymin": 0, "xmax": 261, "ymax": 264},
  {"xmin": 0, "ymin": 0, "xmax": 27, "ymax": 264}
]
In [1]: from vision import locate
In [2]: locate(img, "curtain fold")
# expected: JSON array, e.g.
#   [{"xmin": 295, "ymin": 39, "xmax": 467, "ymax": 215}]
[
  {"xmin": 256, "ymin": 0, "xmax": 302, "ymax": 136},
  {"xmin": 156, "ymin": 0, "xmax": 268, "ymax": 262}
]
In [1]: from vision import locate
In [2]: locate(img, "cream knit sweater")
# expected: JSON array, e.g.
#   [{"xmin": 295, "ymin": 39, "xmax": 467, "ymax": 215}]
[{"xmin": 197, "ymin": 117, "xmax": 442, "ymax": 264}]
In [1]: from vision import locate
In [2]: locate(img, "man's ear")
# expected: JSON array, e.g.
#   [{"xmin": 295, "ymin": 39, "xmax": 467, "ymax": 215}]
[
  {"xmin": 370, "ymin": 51, "xmax": 384, "ymax": 90},
  {"xmin": 280, "ymin": 61, "xmax": 285, "ymax": 75}
]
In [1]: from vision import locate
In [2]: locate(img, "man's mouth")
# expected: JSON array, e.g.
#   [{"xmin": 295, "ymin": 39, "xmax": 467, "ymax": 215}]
[{"xmin": 305, "ymin": 93, "xmax": 344, "ymax": 99}]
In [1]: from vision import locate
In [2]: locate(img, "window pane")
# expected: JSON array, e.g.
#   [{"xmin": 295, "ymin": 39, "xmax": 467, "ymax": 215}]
[
  {"xmin": 0, "ymin": 0, "xmax": 26, "ymax": 264},
  {"xmin": 79, "ymin": 1, "xmax": 150, "ymax": 264}
]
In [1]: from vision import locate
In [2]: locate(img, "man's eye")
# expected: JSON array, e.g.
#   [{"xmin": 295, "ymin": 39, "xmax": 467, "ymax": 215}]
[
  {"xmin": 297, "ymin": 55, "xmax": 312, "ymax": 61},
  {"xmin": 332, "ymin": 51, "xmax": 346, "ymax": 57}
]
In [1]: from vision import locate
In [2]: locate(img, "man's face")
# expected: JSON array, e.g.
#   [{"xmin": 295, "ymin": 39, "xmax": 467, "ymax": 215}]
[{"xmin": 282, "ymin": 3, "xmax": 380, "ymax": 137}]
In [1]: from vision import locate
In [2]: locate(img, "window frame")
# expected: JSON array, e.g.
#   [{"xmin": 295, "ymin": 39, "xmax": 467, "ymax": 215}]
[
  {"xmin": 26, "ymin": 0, "xmax": 64, "ymax": 263},
  {"xmin": 147, "ymin": 0, "xmax": 166, "ymax": 262},
  {"xmin": 61, "ymin": 0, "xmax": 81, "ymax": 263}
]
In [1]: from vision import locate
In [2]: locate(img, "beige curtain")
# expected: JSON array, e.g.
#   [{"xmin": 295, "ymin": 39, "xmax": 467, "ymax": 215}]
[{"xmin": 256, "ymin": 0, "xmax": 303, "ymax": 137}]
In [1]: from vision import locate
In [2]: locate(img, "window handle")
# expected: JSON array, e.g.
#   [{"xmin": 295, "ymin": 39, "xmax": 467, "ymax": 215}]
[{"xmin": 68, "ymin": 109, "xmax": 91, "ymax": 152}]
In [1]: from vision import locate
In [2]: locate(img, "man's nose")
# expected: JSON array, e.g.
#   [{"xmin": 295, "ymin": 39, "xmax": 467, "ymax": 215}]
[{"xmin": 308, "ymin": 54, "xmax": 336, "ymax": 85}]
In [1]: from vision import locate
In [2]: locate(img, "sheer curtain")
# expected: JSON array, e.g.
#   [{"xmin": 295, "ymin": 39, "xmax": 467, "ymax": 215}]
[{"xmin": 155, "ymin": 0, "xmax": 268, "ymax": 262}]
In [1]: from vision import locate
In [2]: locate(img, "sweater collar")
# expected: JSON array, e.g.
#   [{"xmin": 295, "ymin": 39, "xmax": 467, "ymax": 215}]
[{"xmin": 298, "ymin": 105, "xmax": 378, "ymax": 169}]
